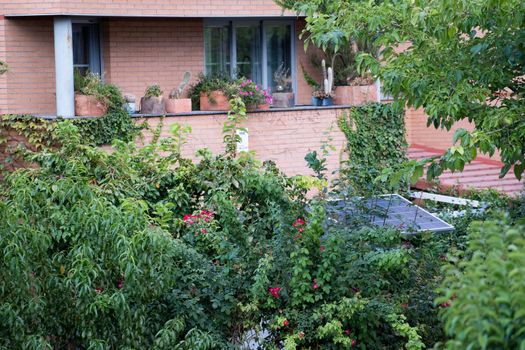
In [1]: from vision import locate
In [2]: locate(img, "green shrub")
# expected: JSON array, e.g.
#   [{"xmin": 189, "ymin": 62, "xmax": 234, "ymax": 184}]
[
  {"xmin": 437, "ymin": 216, "xmax": 525, "ymax": 349},
  {"xmin": 0, "ymin": 115, "xmax": 448, "ymax": 349}
]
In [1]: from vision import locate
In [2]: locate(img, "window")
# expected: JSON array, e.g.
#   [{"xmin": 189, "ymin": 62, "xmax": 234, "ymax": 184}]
[
  {"xmin": 73, "ymin": 23, "xmax": 101, "ymax": 75},
  {"xmin": 265, "ymin": 23, "xmax": 292, "ymax": 92},
  {"xmin": 204, "ymin": 24, "xmax": 231, "ymax": 76},
  {"xmin": 204, "ymin": 20, "xmax": 294, "ymax": 94}
]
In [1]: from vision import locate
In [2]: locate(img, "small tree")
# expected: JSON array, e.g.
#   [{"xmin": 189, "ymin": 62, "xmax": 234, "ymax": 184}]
[{"xmin": 279, "ymin": 0, "xmax": 525, "ymax": 179}]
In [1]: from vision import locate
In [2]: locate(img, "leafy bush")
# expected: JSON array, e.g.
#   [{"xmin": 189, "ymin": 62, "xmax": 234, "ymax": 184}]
[
  {"xmin": 437, "ymin": 216, "xmax": 525, "ymax": 349},
  {"xmin": 338, "ymin": 103, "xmax": 408, "ymax": 194},
  {"xmin": 0, "ymin": 109, "xmax": 449, "ymax": 349}
]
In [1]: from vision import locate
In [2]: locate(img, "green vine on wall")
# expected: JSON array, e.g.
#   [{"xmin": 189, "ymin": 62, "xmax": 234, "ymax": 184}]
[{"xmin": 338, "ymin": 103, "xmax": 408, "ymax": 194}]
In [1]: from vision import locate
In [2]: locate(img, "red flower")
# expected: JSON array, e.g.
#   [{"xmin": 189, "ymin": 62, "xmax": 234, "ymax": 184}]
[
  {"xmin": 283, "ymin": 319, "xmax": 289, "ymax": 327},
  {"xmin": 95, "ymin": 287, "xmax": 104, "ymax": 294},
  {"xmin": 351, "ymin": 339, "xmax": 356, "ymax": 347},
  {"xmin": 297, "ymin": 227, "xmax": 304, "ymax": 233},
  {"xmin": 293, "ymin": 218, "xmax": 305, "ymax": 227},
  {"xmin": 344, "ymin": 329, "xmax": 351, "ymax": 335},
  {"xmin": 440, "ymin": 301, "xmax": 451, "ymax": 308},
  {"xmin": 268, "ymin": 287, "xmax": 281, "ymax": 299},
  {"xmin": 312, "ymin": 278, "xmax": 319, "ymax": 290}
]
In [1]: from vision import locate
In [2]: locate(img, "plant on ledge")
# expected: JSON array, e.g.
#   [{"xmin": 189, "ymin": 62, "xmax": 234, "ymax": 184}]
[
  {"xmin": 166, "ymin": 72, "xmax": 192, "ymax": 114},
  {"xmin": 73, "ymin": 70, "xmax": 110, "ymax": 117},
  {"xmin": 237, "ymin": 78, "xmax": 273, "ymax": 110},
  {"xmin": 188, "ymin": 73, "xmax": 237, "ymax": 111},
  {"xmin": 307, "ymin": 59, "xmax": 335, "ymax": 106},
  {"xmin": 140, "ymin": 84, "xmax": 166, "ymax": 114}
]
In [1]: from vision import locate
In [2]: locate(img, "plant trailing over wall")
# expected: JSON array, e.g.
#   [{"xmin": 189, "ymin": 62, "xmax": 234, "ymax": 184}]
[
  {"xmin": 338, "ymin": 103, "xmax": 408, "ymax": 194},
  {"xmin": 437, "ymin": 216, "xmax": 525, "ymax": 349},
  {"xmin": 0, "ymin": 83, "xmax": 140, "ymax": 175}
]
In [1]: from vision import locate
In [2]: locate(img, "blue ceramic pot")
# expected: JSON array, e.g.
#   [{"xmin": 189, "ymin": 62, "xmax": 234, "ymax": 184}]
[
  {"xmin": 311, "ymin": 97, "xmax": 322, "ymax": 106},
  {"xmin": 321, "ymin": 97, "xmax": 333, "ymax": 106}
]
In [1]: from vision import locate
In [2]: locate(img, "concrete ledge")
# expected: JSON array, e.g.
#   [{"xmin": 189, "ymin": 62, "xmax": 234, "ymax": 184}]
[{"xmin": 36, "ymin": 105, "xmax": 355, "ymax": 120}]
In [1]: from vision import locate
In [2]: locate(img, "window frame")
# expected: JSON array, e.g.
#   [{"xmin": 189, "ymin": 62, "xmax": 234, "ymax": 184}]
[{"xmin": 203, "ymin": 18, "xmax": 296, "ymax": 98}]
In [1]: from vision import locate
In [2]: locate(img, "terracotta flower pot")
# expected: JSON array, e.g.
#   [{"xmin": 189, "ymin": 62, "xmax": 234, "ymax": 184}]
[
  {"xmin": 272, "ymin": 92, "xmax": 294, "ymax": 108},
  {"xmin": 74, "ymin": 94, "xmax": 108, "ymax": 117},
  {"xmin": 199, "ymin": 91, "xmax": 230, "ymax": 111},
  {"xmin": 140, "ymin": 96, "xmax": 166, "ymax": 114},
  {"xmin": 333, "ymin": 85, "xmax": 377, "ymax": 106},
  {"xmin": 165, "ymin": 98, "xmax": 192, "ymax": 113}
]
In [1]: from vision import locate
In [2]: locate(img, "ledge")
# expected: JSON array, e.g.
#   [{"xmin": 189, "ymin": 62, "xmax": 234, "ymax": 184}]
[
  {"xmin": 130, "ymin": 105, "xmax": 354, "ymax": 119},
  {"xmin": 33, "ymin": 105, "xmax": 354, "ymax": 120}
]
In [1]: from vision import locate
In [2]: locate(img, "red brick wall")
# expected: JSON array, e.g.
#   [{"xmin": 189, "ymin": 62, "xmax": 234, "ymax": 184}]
[
  {"xmin": 103, "ymin": 18, "xmax": 204, "ymax": 106},
  {"xmin": 405, "ymin": 108, "xmax": 474, "ymax": 149},
  {"xmin": 136, "ymin": 108, "xmax": 348, "ymax": 177},
  {"xmin": 3, "ymin": 17, "xmax": 56, "ymax": 115},
  {"xmin": 2, "ymin": 0, "xmax": 294, "ymax": 17}
]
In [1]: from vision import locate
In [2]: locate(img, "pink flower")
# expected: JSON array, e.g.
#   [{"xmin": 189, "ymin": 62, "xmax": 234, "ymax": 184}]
[
  {"xmin": 268, "ymin": 287, "xmax": 281, "ymax": 299},
  {"xmin": 201, "ymin": 228, "xmax": 208, "ymax": 234},
  {"xmin": 344, "ymin": 329, "xmax": 351, "ymax": 335},
  {"xmin": 351, "ymin": 339, "xmax": 357, "ymax": 347},
  {"xmin": 312, "ymin": 278, "xmax": 319, "ymax": 290},
  {"xmin": 283, "ymin": 319, "xmax": 289, "ymax": 327},
  {"xmin": 298, "ymin": 331, "xmax": 305, "ymax": 339},
  {"xmin": 320, "ymin": 246, "xmax": 326, "ymax": 253}
]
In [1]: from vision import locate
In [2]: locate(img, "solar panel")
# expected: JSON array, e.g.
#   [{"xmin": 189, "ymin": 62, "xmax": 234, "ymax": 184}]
[{"xmin": 325, "ymin": 194, "xmax": 454, "ymax": 234}]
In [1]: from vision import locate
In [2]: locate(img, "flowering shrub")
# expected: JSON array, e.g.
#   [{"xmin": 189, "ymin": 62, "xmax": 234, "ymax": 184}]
[
  {"xmin": 0, "ymin": 120, "xmax": 451, "ymax": 349},
  {"xmin": 238, "ymin": 78, "xmax": 273, "ymax": 106}
]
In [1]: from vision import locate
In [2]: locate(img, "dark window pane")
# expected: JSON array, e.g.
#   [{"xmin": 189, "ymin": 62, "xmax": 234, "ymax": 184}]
[
  {"xmin": 204, "ymin": 26, "xmax": 231, "ymax": 76},
  {"xmin": 266, "ymin": 24, "xmax": 292, "ymax": 92},
  {"xmin": 235, "ymin": 25, "xmax": 261, "ymax": 84}
]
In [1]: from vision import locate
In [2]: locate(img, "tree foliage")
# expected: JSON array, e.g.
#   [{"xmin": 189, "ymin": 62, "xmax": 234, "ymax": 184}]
[
  {"xmin": 280, "ymin": 0, "xmax": 525, "ymax": 179},
  {"xmin": 437, "ymin": 216, "xmax": 525, "ymax": 349}
]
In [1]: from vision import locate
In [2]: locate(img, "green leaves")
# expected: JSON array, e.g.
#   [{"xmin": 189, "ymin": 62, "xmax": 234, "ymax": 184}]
[{"xmin": 438, "ymin": 217, "xmax": 525, "ymax": 349}]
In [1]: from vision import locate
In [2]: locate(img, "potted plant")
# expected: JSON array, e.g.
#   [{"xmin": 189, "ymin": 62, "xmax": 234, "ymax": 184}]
[
  {"xmin": 165, "ymin": 72, "xmax": 192, "ymax": 114},
  {"xmin": 140, "ymin": 84, "xmax": 165, "ymax": 114},
  {"xmin": 238, "ymin": 78, "xmax": 273, "ymax": 110},
  {"xmin": 74, "ymin": 70, "xmax": 109, "ymax": 117},
  {"xmin": 123, "ymin": 94, "xmax": 136, "ymax": 115},
  {"xmin": 304, "ymin": 59, "xmax": 335, "ymax": 106},
  {"xmin": 319, "ymin": 40, "xmax": 378, "ymax": 105},
  {"xmin": 272, "ymin": 63, "xmax": 294, "ymax": 108},
  {"xmin": 188, "ymin": 74, "xmax": 236, "ymax": 111}
]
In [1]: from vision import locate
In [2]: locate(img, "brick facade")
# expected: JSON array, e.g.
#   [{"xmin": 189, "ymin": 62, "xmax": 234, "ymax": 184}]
[
  {"xmin": 1, "ymin": 0, "xmax": 294, "ymax": 17},
  {"xmin": 137, "ymin": 108, "xmax": 348, "ymax": 177},
  {"xmin": 1, "ymin": 17, "xmax": 55, "ymax": 115}
]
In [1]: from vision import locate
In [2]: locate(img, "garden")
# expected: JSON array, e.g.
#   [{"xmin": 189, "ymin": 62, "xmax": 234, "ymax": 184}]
[{"xmin": 1, "ymin": 0, "xmax": 525, "ymax": 349}]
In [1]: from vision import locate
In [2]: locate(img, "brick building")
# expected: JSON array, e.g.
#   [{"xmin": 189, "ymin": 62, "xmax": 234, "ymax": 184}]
[{"xmin": 0, "ymin": 0, "xmax": 326, "ymax": 115}]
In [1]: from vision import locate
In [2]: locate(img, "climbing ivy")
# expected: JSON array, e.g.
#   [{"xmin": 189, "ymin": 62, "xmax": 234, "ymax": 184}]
[
  {"xmin": 338, "ymin": 103, "xmax": 408, "ymax": 194},
  {"xmin": 0, "ymin": 84, "xmax": 141, "ymax": 174}
]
